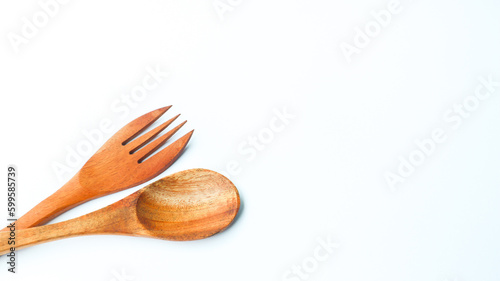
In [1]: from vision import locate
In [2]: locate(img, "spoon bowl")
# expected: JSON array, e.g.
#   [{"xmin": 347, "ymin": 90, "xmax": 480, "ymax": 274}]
[{"xmin": 135, "ymin": 169, "xmax": 240, "ymax": 241}]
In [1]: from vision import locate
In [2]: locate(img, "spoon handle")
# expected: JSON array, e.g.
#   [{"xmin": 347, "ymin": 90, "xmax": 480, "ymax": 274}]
[
  {"xmin": 0, "ymin": 217, "xmax": 90, "ymax": 255},
  {"xmin": 1, "ymin": 176, "xmax": 87, "ymax": 232},
  {"xmin": 0, "ymin": 199, "xmax": 133, "ymax": 256}
]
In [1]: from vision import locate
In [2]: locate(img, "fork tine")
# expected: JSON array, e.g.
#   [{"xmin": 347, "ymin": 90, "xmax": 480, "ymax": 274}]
[
  {"xmin": 135, "ymin": 121, "xmax": 187, "ymax": 163},
  {"xmin": 139, "ymin": 130, "xmax": 194, "ymax": 172},
  {"xmin": 118, "ymin": 106, "xmax": 171, "ymax": 145},
  {"xmin": 126, "ymin": 114, "xmax": 180, "ymax": 154}
]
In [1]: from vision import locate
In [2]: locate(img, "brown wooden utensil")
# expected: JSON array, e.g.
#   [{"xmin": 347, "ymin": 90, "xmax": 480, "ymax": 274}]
[
  {"xmin": 0, "ymin": 169, "xmax": 240, "ymax": 255},
  {"xmin": 1, "ymin": 106, "xmax": 193, "ymax": 231}
]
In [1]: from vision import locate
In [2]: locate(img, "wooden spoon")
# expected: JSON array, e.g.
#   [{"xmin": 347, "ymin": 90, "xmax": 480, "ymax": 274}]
[{"xmin": 0, "ymin": 169, "xmax": 240, "ymax": 255}]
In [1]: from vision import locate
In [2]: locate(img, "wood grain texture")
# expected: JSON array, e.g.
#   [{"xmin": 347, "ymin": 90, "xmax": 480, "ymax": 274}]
[
  {"xmin": 0, "ymin": 169, "xmax": 240, "ymax": 255},
  {"xmin": 1, "ymin": 106, "xmax": 193, "ymax": 231}
]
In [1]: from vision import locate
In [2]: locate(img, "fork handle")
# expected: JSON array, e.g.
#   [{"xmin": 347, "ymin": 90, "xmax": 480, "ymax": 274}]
[{"xmin": 1, "ymin": 175, "xmax": 87, "ymax": 231}]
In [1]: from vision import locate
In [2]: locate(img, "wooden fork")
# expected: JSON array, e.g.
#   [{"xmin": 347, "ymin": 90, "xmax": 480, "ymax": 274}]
[{"xmin": 2, "ymin": 106, "xmax": 193, "ymax": 231}]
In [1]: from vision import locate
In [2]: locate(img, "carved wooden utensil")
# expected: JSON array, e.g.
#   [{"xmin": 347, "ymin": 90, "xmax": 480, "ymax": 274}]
[
  {"xmin": 0, "ymin": 169, "xmax": 240, "ymax": 255},
  {"xmin": 1, "ymin": 106, "xmax": 193, "ymax": 231}
]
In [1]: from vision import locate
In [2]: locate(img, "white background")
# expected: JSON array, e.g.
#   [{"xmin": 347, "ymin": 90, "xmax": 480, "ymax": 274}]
[{"xmin": 1, "ymin": 0, "xmax": 500, "ymax": 280}]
